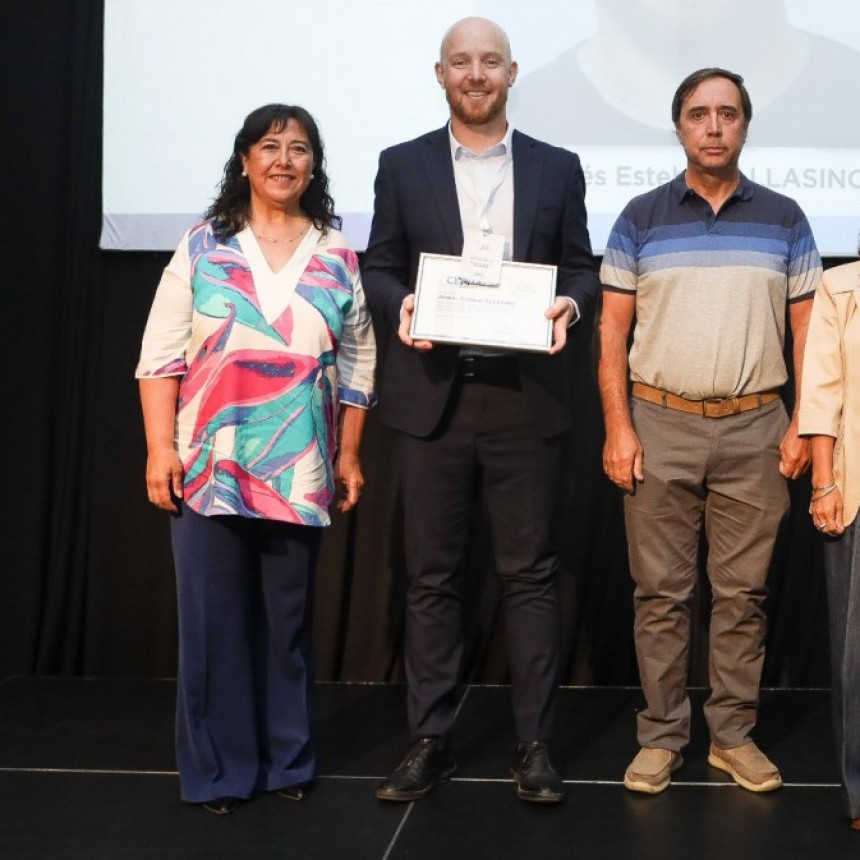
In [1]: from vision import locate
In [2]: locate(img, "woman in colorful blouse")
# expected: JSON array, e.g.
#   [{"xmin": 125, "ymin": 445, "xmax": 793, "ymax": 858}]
[
  {"xmin": 136, "ymin": 104, "xmax": 376, "ymax": 815},
  {"xmin": 799, "ymin": 247, "xmax": 860, "ymax": 832}
]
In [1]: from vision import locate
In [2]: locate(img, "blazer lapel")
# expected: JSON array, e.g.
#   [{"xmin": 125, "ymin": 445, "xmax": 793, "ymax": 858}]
[
  {"xmin": 422, "ymin": 127, "xmax": 463, "ymax": 255},
  {"xmin": 512, "ymin": 131, "xmax": 541, "ymax": 262},
  {"xmin": 824, "ymin": 264, "xmax": 860, "ymax": 339},
  {"xmin": 852, "ymin": 269, "xmax": 860, "ymax": 319}
]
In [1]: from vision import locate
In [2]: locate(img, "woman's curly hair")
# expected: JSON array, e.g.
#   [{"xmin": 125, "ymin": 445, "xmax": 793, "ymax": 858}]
[{"xmin": 205, "ymin": 103, "xmax": 340, "ymax": 239}]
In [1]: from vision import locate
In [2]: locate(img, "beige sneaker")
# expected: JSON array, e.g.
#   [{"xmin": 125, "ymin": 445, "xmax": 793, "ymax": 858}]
[
  {"xmin": 623, "ymin": 747, "xmax": 683, "ymax": 794},
  {"xmin": 708, "ymin": 742, "xmax": 782, "ymax": 792}
]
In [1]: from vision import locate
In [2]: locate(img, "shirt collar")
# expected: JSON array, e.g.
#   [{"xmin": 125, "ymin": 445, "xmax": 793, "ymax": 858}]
[
  {"xmin": 449, "ymin": 122, "xmax": 514, "ymax": 161},
  {"xmin": 671, "ymin": 171, "xmax": 754, "ymax": 204}
]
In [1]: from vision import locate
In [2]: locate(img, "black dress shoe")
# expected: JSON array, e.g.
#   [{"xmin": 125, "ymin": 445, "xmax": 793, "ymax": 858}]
[
  {"xmin": 202, "ymin": 796, "xmax": 242, "ymax": 815},
  {"xmin": 376, "ymin": 737, "xmax": 456, "ymax": 801},
  {"xmin": 511, "ymin": 742, "xmax": 565, "ymax": 804},
  {"xmin": 276, "ymin": 783, "xmax": 310, "ymax": 801}
]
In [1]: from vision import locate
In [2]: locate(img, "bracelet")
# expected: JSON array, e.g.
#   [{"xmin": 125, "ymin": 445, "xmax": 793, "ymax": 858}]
[{"xmin": 809, "ymin": 484, "xmax": 837, "ymax": 513}]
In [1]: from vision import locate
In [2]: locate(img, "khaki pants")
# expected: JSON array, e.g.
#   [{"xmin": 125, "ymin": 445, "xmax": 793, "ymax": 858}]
[{"xmin": 624, "ymin": 398, "xmax": 789, "ymax": 751}]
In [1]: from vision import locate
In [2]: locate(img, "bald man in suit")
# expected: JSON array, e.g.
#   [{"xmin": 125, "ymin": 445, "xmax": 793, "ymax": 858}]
[{"xmin": 363, "ymin": 16, "xmax": 599, "ymax": 804}]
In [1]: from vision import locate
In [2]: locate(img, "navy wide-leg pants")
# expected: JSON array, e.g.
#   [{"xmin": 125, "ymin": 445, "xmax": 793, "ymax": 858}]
[{"xmin": 170, "ymin": 503, "xmax": 320, "ymax": 803}]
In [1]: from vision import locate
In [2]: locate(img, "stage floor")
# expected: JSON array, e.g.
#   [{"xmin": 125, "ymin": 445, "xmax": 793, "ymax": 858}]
[{"xmin": 0, "ymin": 678, "xmax": 855, "ymax": 858}]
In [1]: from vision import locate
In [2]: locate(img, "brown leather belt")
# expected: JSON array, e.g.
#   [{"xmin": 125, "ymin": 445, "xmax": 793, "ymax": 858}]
[{"xmin": 632, "ymin": 382, "xmax": 780, "ymax": 419}]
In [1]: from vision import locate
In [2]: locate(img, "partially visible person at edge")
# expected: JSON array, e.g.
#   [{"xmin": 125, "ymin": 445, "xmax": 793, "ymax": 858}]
[
  {"xmin": 799, "ymin": 241, "xmax": 860, "ymax": 832},
  {"xmin": 363, "ymin": 17, "xmax": 600, "ymax": 805},
  {"xmin": 135, "ymin": 103, "xmax": 376, "ymax": 816},
  {"xmin": 598, "ymin": 68, "xmax": 821, "ymax": 796}
]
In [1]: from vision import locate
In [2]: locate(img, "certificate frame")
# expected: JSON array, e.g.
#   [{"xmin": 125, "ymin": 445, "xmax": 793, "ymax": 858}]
[{"xmin": 410, "ymin": 253, "xmax": 557, "ymax": 352}]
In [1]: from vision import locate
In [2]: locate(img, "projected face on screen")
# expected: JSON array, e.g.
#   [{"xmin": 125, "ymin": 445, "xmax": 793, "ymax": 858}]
[
  {"xmin": 509, "ymin": 0, "xmax": 860, "ymax": 254},
  {"xmin": 605, "ymin": 0, "xmax": 747, "ymax": 38},
  {"xmin": 513, "ymin": 0, "xmax": 860, "ymax": 146}
]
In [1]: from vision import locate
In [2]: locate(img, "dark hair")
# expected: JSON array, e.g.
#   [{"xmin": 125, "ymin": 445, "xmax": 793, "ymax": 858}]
[
  {"xmin": 671, "ymin": 68, "xmax": 753, "ymax": 128},
  {"xmin": 206, "ymin": 103, "xmax": 340, "ymax": 239}
]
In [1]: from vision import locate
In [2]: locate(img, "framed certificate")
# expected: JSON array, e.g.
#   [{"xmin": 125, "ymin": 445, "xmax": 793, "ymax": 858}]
[{"xmin": 410, "ymin": 253, "xmax": 557, "ymax": 352}]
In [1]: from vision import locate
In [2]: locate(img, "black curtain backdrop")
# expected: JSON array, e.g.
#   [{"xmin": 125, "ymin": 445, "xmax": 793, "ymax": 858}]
[{"xmin": 1, "ymin": 1, "xmax": 837, "ymax": 687}]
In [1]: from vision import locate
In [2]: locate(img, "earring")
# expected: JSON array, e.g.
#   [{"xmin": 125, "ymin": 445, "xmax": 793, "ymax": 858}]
[
  {"xmin": 241, "ymin": 170, "xmax": 247, "ymax": 177},
  {"xmin": 310, "ymin": 173, "xmax": 316, "ymax": 179}
]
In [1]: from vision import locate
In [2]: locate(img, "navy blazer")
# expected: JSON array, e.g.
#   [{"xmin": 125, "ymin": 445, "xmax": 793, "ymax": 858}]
[{"xmin": 362, "ymin": 126, "xmax": 600, "ymax": 438}]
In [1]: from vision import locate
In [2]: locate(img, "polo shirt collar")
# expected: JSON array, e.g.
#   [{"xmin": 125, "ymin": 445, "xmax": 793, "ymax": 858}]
[{"xmin": 672, "ymin": 171, "xmax": 754, "ymax": 204}]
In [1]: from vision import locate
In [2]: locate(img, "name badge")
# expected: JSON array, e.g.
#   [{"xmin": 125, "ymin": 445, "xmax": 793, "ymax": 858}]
[{"xmin": 460, "ymin": 229, "xmax": 505, "ymax": 286}]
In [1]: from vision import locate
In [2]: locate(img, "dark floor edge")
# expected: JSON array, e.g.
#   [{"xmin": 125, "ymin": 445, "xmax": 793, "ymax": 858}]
[
  {"xmin": 0, "ymin": 676, "xmax": 833, "ymax": 691},
  {"xmin": 0, "ymin": 768, "xmax": 842, "ymax": 790}
]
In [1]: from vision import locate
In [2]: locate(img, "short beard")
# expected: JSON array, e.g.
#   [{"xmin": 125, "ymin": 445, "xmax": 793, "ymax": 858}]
[{"xmin": 447, "ymin": 89, "xmax": 507, "ymax": 127}]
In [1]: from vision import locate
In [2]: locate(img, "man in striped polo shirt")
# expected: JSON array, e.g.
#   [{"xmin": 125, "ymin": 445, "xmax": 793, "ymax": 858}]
[{"xmin": 598, "ymin": 68, "xmax": 822, "ymax": 795}]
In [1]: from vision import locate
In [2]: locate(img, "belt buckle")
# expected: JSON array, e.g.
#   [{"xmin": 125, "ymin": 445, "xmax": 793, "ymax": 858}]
[
  {"xmin": 703, "ymin": 397, "xmax": 739, "ymax": 418},
  {"xmin": 460, "ymin": 356, "xmax": 477, "ymax": 378}
]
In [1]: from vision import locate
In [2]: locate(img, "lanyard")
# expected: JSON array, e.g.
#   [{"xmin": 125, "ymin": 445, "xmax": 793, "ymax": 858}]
[{"xmin": 457, "ymin": 148, "xmax": 511, "ymax": 234}]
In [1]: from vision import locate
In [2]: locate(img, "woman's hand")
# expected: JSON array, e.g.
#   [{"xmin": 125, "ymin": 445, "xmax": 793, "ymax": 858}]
[
  {"xmin": 808, "ymin": 436, "xmax": 843, "ymax": 536},
  {"xmin": 146, "ymin": 445, "xmax": 184, "ymax": 512},
  {"xmin": 335, "ymin": 453, "xmax": 364, "ymax": 512},
  {"xmin": 140, "ymin": 378, "xmax": 182, "ymax": 512},
  {"xmin": 810, "ymin": 486, "xmax": 845, "ymax": 537}
]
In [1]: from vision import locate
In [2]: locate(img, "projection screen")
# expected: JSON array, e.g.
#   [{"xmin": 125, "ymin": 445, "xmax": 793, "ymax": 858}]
[{"xmin": 102, "ymin": 0, "xmax": 860, "ymax": 255}]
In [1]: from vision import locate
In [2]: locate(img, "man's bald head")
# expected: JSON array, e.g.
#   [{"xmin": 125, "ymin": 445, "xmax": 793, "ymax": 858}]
[{"xmin": 439, "ymin": 17, "xmax": 512, "ymax": 65}]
